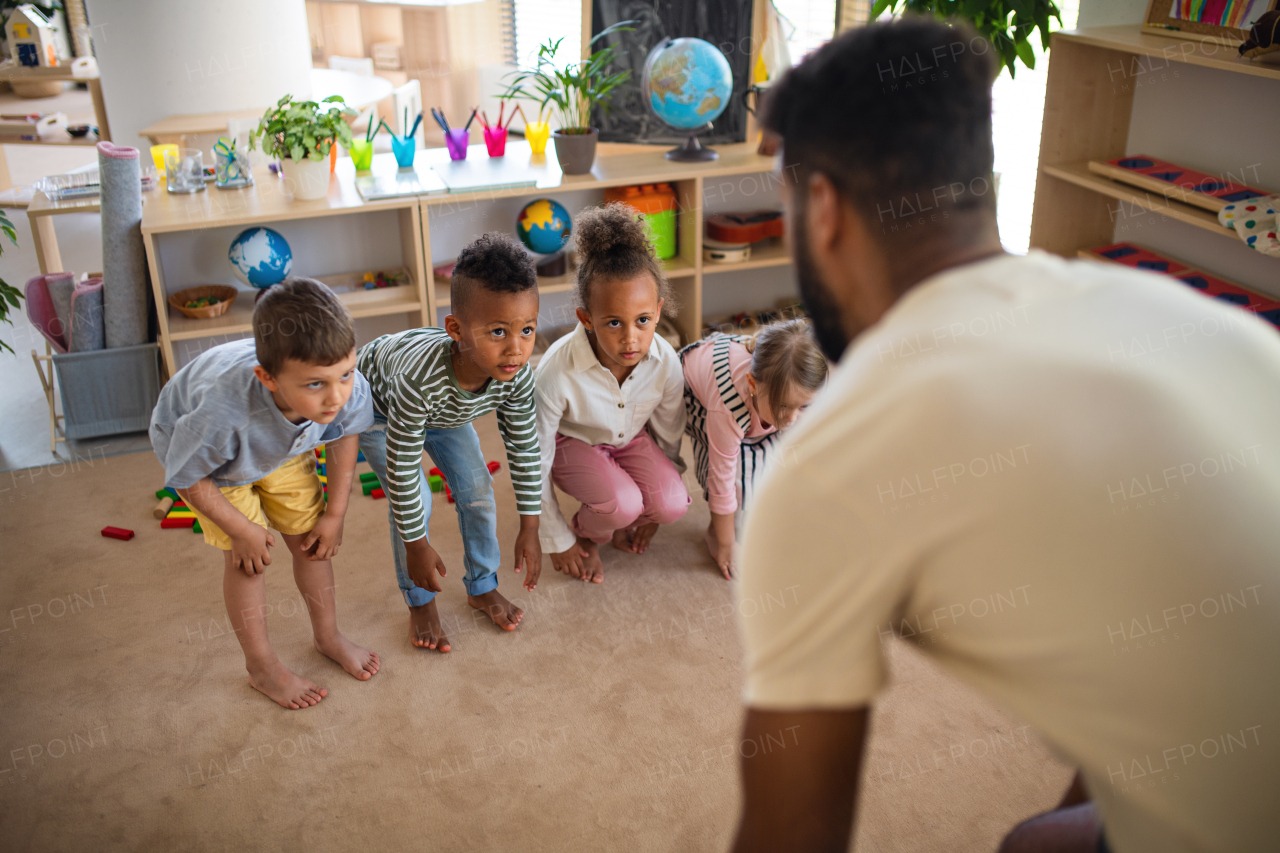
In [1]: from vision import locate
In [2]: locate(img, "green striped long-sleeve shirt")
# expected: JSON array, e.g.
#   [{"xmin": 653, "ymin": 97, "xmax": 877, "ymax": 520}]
[{"xmin": 358, "ymin": 327, "xmax": 541, "ymax": 542}]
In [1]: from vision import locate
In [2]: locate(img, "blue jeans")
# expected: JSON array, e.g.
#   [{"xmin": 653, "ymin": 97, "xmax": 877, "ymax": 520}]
[{"xmin": 359, "ymin": 414, "xmax": 501, "ymax": 607}]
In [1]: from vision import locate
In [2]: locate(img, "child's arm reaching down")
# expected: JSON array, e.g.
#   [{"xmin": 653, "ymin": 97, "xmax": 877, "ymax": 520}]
[
  {"xmin": 301, "ymin": 433, "xmax": 358, "ymax": 560},
  {"xmin": 384, "ymin": 374, "xmax": 449, "ymax": 594},
  {"xmin": 498, "ymin": 368, "xmax": 543, "ymax": 590},
  {"xmin": 179, "ymin": 479, "xmax": 275, "ymax": 574},
  {"xmin": 649, "ymin": 357, "xmax": 688, "ymax": 470}
]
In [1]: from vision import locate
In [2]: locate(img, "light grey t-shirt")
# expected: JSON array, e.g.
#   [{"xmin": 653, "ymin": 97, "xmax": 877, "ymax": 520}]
[{"xmin": 150, "ymin": 339, "xmax": 373, "ymax": 489}]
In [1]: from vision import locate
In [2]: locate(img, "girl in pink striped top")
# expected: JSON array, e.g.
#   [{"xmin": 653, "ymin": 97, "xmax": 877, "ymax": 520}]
[{"xmin": 680, "ymin": 319, "xmax": 827, "ymax": 578}]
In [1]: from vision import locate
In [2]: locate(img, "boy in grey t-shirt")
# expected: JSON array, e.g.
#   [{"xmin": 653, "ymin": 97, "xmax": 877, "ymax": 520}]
[{"xmin": 150, "ymin": 278, "xmax": 377, "ymax": 710}]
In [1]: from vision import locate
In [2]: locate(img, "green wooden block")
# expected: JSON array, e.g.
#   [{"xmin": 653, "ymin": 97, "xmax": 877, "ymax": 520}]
[
  {"xmin": 192, "ymin": 520, "xmax": 202, "ymax": 534},
  {"xmin": 428, "ymin": 474, "xmax": 443, "ymax": 493},
  {"xmin": 359, "ymin": 472, "xmax": 379, "ymax": 483},
  {"xmin": 362, "ymin": 480, "xmax": 378, "ymax": 496},
  {"xmin": 155, "ymin": 487, "xmax": 179, "ymax": 501}
]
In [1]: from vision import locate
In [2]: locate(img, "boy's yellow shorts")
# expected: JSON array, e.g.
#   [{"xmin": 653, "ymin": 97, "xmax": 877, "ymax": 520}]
[{"xmin": 191, "ymin": 453, "xmax": 325, "ymax": 551}]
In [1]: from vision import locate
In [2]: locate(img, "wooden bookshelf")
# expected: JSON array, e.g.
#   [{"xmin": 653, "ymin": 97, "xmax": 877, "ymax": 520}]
[{"xmin": 1030, "ymin": 27, "xmax": 1280, "ymax": 272}]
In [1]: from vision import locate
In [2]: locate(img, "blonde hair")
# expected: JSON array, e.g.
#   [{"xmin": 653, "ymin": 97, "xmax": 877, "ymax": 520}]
[
  {"xmin": 746, "ymin": 319, "xmax": 827, "ymax": 413},
  {"xmin": 574, "ymin": 203, "xmax": 676, "ymax": 315}
]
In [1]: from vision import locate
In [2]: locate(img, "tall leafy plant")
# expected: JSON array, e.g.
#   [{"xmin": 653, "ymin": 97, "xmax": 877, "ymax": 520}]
[
  {"xmin": 0, "ymin": 208, "xmax": 22, "ymax": 355},
  {"xmin": 249, "ymin": 94, "xmax": 357, "ymax": 162},
  {"xmin": 871, "ymin": 0, "xmax": 1063, "ymax": 77},
  {"xmin": 499, "ymin": 21, "xmax": 634, "ymax": 134}
]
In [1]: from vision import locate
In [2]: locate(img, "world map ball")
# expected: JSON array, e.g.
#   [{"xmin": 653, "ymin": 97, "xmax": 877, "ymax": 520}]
[
  {"xmin": 517, "ymin": 198, "xmax": 572, "ymax": 256},
  {"xmin": 642, "ymin": 37, "xmax": 733, "ymax": 131},
  {"xmin": 228, "ymin": 227, "xmax": 292, "ymax": 288}
]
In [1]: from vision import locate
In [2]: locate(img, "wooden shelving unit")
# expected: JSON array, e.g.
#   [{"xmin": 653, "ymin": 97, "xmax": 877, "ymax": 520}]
[
  {"xmin": 1030, "ymin": 26, "xmax": 1280, "ymax": 269},
  {"xmin": 137, "ymin": 142, "xmax": 791, "ymax": 377}
]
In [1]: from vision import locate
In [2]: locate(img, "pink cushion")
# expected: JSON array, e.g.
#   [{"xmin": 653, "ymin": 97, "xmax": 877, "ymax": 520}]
[{"xmin": 23, "ymin": 274, "xmax": 69, "ymax": 353}]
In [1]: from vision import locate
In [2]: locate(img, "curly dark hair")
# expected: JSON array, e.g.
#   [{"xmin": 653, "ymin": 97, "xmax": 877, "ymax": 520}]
[
  {"xmin": 451, "ymin": 231, "xmax": 538, "ymax": 316},
  {"xmin": 574, "ymin": 203, "xmax": 676, "ymax": 315}
]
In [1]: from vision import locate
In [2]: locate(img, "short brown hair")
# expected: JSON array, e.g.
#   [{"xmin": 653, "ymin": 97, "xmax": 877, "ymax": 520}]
[
  {"xmin": 252, "ymin": 277, "xmax": 355, "ymax": 375},
  {"xmin": 574, "ymin": 203, "xmax": 676, "ymax": 315},
  {"xmin": 746, "ymin": 319, "xmax": 828, "ymax": 413}
]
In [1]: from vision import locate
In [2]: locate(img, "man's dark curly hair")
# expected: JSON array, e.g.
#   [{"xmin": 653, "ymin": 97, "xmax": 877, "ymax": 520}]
[
  {"xmin": 763, "ymin": 16, "xmax": 998, "ymax": 232},
  {"xmin": 451, "ymin": 231, "xmax": 538, "ymax": 316}
]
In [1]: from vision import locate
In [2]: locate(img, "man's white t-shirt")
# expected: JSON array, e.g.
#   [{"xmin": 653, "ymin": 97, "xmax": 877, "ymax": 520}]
[{"xmin": 740, "ymin": 252, "xmax": 1280, "ymax": 853}]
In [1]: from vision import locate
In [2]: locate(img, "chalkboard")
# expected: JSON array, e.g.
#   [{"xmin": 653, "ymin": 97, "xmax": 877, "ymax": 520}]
[{"xmin": 591, "ymin": 0, "xmax": 752, "ymax": 146}]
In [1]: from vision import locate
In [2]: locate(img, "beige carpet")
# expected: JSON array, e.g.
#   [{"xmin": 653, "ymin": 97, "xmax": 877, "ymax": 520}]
[{"xmin": 0, "ymin": 412, "xmax": 1071, "ymax": 851}]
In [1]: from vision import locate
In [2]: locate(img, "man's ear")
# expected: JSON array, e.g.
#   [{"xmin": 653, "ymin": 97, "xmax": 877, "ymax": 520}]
[
  {"xmin": 805, "ymin": 171, "xmax": 841, "ymax": 258},
  {"xmin": 575, "ymin": 307, "xmax": 593, "ymax": 331},
  {"xmin": 253, "ymin": 365, "xmax": 279, "ymax": 392}
]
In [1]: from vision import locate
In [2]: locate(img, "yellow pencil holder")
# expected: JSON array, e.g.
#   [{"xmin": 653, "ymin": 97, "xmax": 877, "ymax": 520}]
[
  {"xmin": 150, "ymin": 144, "xmax": 178, "ymax": 179},
  {"xmin": 525, "ymin": 122, "xmax": 550, "ymax": 155}
]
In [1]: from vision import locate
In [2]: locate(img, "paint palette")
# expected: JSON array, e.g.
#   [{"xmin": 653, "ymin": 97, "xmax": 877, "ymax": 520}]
[
  {"xmin": 1088, "ymin": 156, "xmax": 1269, "ymax": 212},
  {"xmin": 1085, "ymin": 242, "xmax": 1280, "ymax": 330}
]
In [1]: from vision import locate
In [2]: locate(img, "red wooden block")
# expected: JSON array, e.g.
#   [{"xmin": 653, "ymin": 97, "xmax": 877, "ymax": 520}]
[
  {"xmin": 370, "ymin": 487, "xmax": 385, "ymax": 499},
  {"xmin": 161, "ymin": 517, "xmax": 196, "ymax": 529},
  {"xmin": 101, "ymin": 526, "xmax": 134, "ymax": 541},
  {"xmin": 445, "ymin": 483, "xmax": 454, "ymax": 503},
  {"xmin": 428, "ymin": 467, "xmax": 444, "ymax": 479},
  {"xmin": 487, "ymin": 460, "xmax": 500, "ymax": 474}
]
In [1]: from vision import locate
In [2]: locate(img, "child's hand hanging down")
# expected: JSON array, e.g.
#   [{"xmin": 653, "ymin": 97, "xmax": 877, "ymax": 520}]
[
  {"xmin": 513, "ymin": 516, "xmax": 542, "ymax": 591},
  {"xmin": 405, "ymin": 538, "xmax": 448, "ymax": 593}
]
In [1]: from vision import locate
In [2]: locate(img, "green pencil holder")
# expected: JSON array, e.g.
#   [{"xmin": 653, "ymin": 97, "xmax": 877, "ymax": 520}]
[{"xmin": 349, "ymin": 139, "xmax": 374, "ymax": 171}]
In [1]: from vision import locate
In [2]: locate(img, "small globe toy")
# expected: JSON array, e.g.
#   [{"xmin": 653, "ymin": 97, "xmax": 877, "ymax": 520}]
[
  {"xmin": 517, "ymin": 198, "xmax": 572, "ymax": 256},
  {"xmin": 642, "ymin": 37, "xmax": 733, "ymax": 162},
  {"xmin": 228, "ymin": 227, "xmax": 292, "ymax": 288}
]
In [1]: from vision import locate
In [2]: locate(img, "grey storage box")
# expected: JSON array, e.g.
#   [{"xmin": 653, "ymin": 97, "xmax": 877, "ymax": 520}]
[{"xmin": 52, "ymin": 343, "xmax": 161, "ymax": 440}]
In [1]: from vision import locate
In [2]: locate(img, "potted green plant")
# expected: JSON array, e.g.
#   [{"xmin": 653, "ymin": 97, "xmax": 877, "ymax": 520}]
[
  {"xmin": 871, "ymin": 0, "xmax": 1063, "ymax": 77},
  {"xmin": 0, "ymin": 208, "xmax": 22, "ymax": 355},
  {"xmin": 250, "ymin": 94, "xmax": 357, "ymax": 201},
  {"xmin": 500, "ymin": 21, "xmax": 633, "ymax": 175}
]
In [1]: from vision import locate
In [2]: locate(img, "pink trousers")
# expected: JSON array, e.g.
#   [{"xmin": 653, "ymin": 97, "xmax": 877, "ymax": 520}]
[{"xmin": 552, "ymin": 432, "xmax": 691, "ymax": 543}]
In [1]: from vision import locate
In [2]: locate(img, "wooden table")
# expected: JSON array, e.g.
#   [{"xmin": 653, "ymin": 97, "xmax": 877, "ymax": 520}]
[{"xmin": 0, "ymin": 63, "xmax": 111, "ymax": 143}]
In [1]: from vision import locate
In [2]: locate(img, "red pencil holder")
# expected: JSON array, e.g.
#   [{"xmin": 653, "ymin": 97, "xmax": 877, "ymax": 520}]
[{"xmin": 483, "ymin": 126, "xmax": 508, "ymax": 157}]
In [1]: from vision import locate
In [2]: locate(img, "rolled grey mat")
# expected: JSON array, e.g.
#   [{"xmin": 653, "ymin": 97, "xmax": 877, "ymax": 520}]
[
  {"xmin": 97, "ymin": 141, "xmax": 148, "ymax": 348},
  {"xmin": 69, "ymin": 278, "xmax": 105, "ymax": 352},
  {"xmin": 45, "ymin": 272, "xmax": 76, "ymax": 342}
]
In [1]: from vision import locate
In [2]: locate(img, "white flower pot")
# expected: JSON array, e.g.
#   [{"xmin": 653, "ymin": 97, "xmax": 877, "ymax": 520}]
[{"xmin": 279, "ymin": 156, "xmax": 331, "ymax": 201}]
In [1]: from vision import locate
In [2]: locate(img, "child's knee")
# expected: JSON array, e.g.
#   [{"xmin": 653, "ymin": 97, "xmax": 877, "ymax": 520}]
[
  {"xmin": 650, "ymin": 490, "xmax": 690, "ymax": 525},
  {"xmin": 594, "ymin": 488, "xmax": 644, "ymax": 528}
]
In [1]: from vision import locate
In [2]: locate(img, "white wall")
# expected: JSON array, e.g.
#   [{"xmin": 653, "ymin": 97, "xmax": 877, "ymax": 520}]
[
  {"xmin": 1078, "ymin": 0, "xmax": 1148, "ymax": 28},
  {"xmin": 83, "ymin": 0, "xmax": 314, "ymax": 151}
]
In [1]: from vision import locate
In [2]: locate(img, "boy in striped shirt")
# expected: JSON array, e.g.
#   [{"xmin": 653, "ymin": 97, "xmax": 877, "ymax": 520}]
[{"xmin": 358, "ymin": 233, "xmax": 541, "ymax": 651}]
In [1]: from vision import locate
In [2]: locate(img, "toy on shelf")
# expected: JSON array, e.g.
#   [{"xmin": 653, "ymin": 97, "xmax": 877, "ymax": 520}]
[
  {"xmin": 213, "ymin": 138, "xmax": 253, "ymax": 190},
  {"xmin": 101, "ymin": 526, "xmax": 134, "ymax": 541},
  {"xmin": 1089, "ymin": 156, "xmax": 1268, "ymax": 212},
  {"xmin": 1240, "ymin": 11, "xmax": 1280, "ymax": 58},
  {"xmin": 605, "ymin": 184, "xmax": 677, "ymax": 260},
  {"xmin": 518, "ymin": 198, "xmax": 572, "ymax": 277},
  {"xmin": 6, "ymin": 5, "xmax": 59, "ymax": 69},
  {"xmin": 229, "ymin": 227, "xmax": 292, "ymax": 289},
  {"xmin": 703, "ymin": 210, "xmax": 784, "ymax": 265},
  {"xmin": 1085, "ymin": 242, "xmax": 1280, "ymax": 330},
  {"xmin": 1218, "ymin": 196, "xmax": 1280, "ymax": 258},
  {"xmin": 362, "ymin": 269, "xmax": 408, "ymax": 290}
]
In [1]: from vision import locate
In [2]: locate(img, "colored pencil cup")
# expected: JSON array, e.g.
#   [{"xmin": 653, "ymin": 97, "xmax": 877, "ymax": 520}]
[
  {"xmin": 445, "ymin": 128, "xmax": 469, "ymax": 161},
  {"xmin": 349, "ymin": 139, "xmax": 374, "ymax": 171},
  {"xmin": 483, "ymin": 126, "xmax": 508, "ymax": 157},
  {"xmin": 391, "ymin": 134, "xmax": 416, "ymax": 168},
  {"xmin": 525, "ymin": 122, "xmax": 550, "ymax": 155},
  {"xmin": 150, "ymin": 143, "xmax": 178, "ymax": 179}
]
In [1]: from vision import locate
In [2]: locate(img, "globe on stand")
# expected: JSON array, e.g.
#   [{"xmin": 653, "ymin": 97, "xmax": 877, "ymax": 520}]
[{"xmin": 642, "ymin": 37, "xmax": 734, "ymax": 162}]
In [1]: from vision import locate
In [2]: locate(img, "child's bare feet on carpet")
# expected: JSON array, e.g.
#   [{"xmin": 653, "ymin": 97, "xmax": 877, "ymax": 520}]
[
  {"xmin": 468, "ymin": 589, "xmax": 525, "ymax": 630},
  {"xmin": 577, "ymin": 539, "xmax": 604, "ymax": 583},
  {"xmin": 314, "ymin": 634, "xmax": 380, "ymax": 680},
  {"xmin": 613, "ymin": 523, "xmax": 660, "ymax": 555},
  {"xmin": 248, "ymin": 661, "xmax": 327, "ymax": 710},
  {"xmin": 408, "ymin": 601, "xmax": 451, "ymax": 652}
]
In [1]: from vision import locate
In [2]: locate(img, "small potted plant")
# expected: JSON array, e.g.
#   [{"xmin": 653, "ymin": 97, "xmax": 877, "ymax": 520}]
[
  {"xmin": 250, "ymin": 94, "xmax": 357, "ymax": 201},
  {"xmin": 500, "ymin": 21, "xmax": 633, "ymax": 175}
]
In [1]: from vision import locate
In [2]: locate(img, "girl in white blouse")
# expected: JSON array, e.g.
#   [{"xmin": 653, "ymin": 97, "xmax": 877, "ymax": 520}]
[{"xmin": 534, "ymin": 204, "xmax": 690, "ymax": 583}]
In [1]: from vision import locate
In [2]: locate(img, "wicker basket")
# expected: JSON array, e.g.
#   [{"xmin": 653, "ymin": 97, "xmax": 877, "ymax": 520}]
[{"xmin": 169, "ymin": 285, "xmax": 238, "ymax": 319}]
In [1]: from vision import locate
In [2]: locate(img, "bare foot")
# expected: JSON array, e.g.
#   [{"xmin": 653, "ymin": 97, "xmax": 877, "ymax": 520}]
[
  {"xmin": 314, "ymin": 633, "xmax": 380, "ymax": 680},
  {"xmin": 247, "ymin": 661, "xmax": 327, "ymax": 710},
  {"xmin": 580, "ymin": 540, "xmax": 604, "ymax": 583},
  {"xmin": 467, "ymin": 589, "xmax": 524, "ymax": 630},
  {"xmin": 612, "ymin": 527, "xmax": 636, "ymax": 553},
  {"xmin": 408, "ymin": 601, "xmax": 451, "ymax": 652}
]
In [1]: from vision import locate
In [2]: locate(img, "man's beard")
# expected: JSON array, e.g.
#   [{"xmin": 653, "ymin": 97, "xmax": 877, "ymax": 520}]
[{"xmin": 792, "ymin": 208, "xmax": 852, "ymax": 363}]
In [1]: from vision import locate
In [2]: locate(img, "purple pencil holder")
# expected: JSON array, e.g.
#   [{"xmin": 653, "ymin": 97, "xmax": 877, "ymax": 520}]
[
  {"xmin": 446, "ymin": 129, "xmax": 470, "ymax": 161},
  {"xmin": 483, "ymin": 126, "xmax": 508, "ymax": 157}
]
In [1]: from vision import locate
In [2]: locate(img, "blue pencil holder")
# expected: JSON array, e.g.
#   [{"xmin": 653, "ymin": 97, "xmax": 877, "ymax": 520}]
[{"xmin": 391, "ymin": 135, "xmax": 416, "ymax": 168}]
